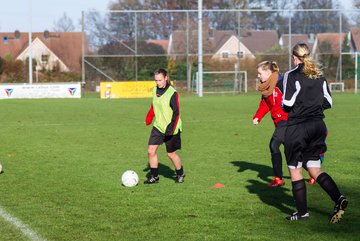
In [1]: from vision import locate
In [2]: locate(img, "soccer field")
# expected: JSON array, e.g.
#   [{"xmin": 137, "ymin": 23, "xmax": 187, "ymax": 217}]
[{"xmin": 0, "ymin": 93, "xmax": 359, "ymax": 241}]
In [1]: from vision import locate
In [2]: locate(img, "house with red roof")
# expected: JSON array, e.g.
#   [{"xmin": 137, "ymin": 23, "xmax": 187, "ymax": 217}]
[
  {"xmin": 210, "ymin": 30, "xmax": 254, "ymax": 59},
  {"xmin": 145, "ymin": 39, "xmax": 168, "ymax": 53},
  {"xmin": 349, "ymin": 27, "xmax": 360, "ymax": 53},
  {"xmin": 0, "ymin": 31, "xmax": 85, "ymax": 73},
  {"xmin": 167, "ymin": 29, "xmax": 279, "ymax": 60},
  {"xmin": 279, "ymin": 33, "xmax": 315, "ymax": 50},
  {"xmin": 311, "ymin": 33, "xmax": 349, "ymax": 56}
]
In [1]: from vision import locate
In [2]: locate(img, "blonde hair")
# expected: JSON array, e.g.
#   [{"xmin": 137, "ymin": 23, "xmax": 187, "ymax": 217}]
[
  {"xmin": 292, "ymin": 42, "xmax": 322, "ymax": 79},
  {"xmin": 257, "ymin": 61, "xmax": 279, "ymax": 73}
]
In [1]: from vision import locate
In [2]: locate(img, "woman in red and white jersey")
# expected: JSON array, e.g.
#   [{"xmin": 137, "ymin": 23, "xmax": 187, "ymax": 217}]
[{"xmin": 253, "ymin": 61, "xmax": 288, "ymax": 187}]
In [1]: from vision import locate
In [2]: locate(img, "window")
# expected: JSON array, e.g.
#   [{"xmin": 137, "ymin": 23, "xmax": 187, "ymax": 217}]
[
  {"xmin": 3, "ymin": 36, "xmax": 9, "ymax": 44},
  {"xmin": 41, "ymin": 54, "xmax": 49, "ymax": 63},
  {"xmin": 237, "ymin": 51, "xmax": 244, "ymax": 58},
  {"xmin": 221, "ymin": 51, "xmax": 229, "ymax": 58}
]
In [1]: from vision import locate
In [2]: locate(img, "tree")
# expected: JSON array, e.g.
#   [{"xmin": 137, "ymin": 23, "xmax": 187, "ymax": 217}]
[
  {"xmin": 356, "ymin": 0, "xmax": 360, "ymax": 7},
  {"xmin": 84, "ymin": 11, "xmax": 110, "ymax": 51},
  {"xmin": 291, "ymin": 0, "xmax": 350, "ymax": 34},
  {"xmin": 245, "ymin": 1, "xmax": 290, "ymax": 35},
  {"xmin": 317, "ymin": 41, "xmax": 337, "ymax": 79},
  {"xmin": 97, "ymin": 41, "xmax": 167, "ymax": 81},
  {"xmin": 3, "ymin": 59, "xmax": 26, "ymax": 83},
  {"xmin": 0, "ymin": 57, "xmax": 4, "ymax": 75},
  {"xmin": 82, "ymin": 0, "xmax": 354, "ymax": 86},
  {"xmin": 53, "ymin": 12, "xmax": 75, "ymax": 32},
  {"xmin": 341, "ymin": 34, "xmax": 355, "ymax": 79},
  {"xmin": 354, "ymin": 0, "xmax": 360, "ymax": 25},
  {"xmin": 108, "ymin": 0, "xmax": 187, "ymax": 40}
]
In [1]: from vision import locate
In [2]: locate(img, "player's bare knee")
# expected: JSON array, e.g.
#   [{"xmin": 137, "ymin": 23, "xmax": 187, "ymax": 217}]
[
  {"xmin": 147, "ymin": 147, "xmax": 156, "ymax": 157},
  {"xmin": 167, "ymin": 151, "xmax": 176, "ymax": 159},
  {"xmin": 166, "ymin": 152, "xmax": 174, "ymax": 158},
  {"xmin": 308, "ymin": 168, "xmax": 322, "ymax": 179}
]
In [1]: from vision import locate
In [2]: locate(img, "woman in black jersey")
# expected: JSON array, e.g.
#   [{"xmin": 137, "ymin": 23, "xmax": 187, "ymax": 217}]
[{"xmin": 282, "ymin": 42, "xmax": 347, "ymax": 223}]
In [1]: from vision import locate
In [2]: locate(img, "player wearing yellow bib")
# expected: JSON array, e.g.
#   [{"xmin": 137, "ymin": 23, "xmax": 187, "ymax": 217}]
[{"xmin": 144, "ymin": 68, "xmax": 185, "ymax": 184}]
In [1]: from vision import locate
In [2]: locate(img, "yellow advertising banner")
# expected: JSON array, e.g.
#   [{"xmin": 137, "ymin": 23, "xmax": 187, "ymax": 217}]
[{"xmin": 100, "ymin": 81, "xmax": 156, "ymax": 99}]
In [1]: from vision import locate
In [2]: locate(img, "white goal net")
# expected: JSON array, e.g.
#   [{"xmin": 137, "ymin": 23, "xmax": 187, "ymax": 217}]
[
  {"xmin": 192, "ymin": 71, "xmax": 247, "ymax": 94},
  {"xmin": 329, "ymin": 82, "xmax": 345, "ymax": 92}
]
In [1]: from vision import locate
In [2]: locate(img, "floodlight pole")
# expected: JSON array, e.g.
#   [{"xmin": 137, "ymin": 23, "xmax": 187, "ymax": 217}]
[
  {"xmin": 28, "ymin": 0, "xmax": 33, "ymax": 84},
  {"xmin": 339, "ymin": 12, "xmax": 342, "ymax": 82},
  {"xmin": 288, "ymin": 13, "xmax": 292, "ymax": 69},
  {"xmin": 82, "ymin": 11, "xmax": 85, "ymax": 85},
  {"xmin": 356, "ymin": 52, "xmax": 358, "ymax": 94},
  {"xmin": 198, "ymin": 0, "xmax": 203, "ymax": 97},
  {"xmin": 135, "ymin": 12, "xmax": 138, "ymax": 81},
  {"xmin": 237, "ymin": 11, "xmax": 241, "ymax": 93}
]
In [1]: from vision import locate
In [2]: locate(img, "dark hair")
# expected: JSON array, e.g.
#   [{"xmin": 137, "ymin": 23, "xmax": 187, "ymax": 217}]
[
  {"xmin": 154, "ymin": 68, "xmax": 171, "ymax": 85},
  {"xmin": 154, "ymin": 68, "xmax": 168, "ymax": 77}
]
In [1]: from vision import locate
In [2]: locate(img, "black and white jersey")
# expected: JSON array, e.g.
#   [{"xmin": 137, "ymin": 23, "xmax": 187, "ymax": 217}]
[{"xmin": 282, "ymin": 64, "xmax": 332, "ymax": 126}]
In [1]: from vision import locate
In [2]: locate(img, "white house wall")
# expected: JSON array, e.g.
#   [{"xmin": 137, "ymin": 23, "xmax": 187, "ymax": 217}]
[{"xmin": 212, "ymin": 35, "xmax": 255, "ymax": 59}]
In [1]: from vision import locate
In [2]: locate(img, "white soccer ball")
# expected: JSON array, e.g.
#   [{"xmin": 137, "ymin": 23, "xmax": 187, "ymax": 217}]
[
  {"xmin": 121, "ymin": 170, "xmax": 139, "ymax": 187},
  {"xmin": 0, "ymin": 163, "xmax": 3, "ymax": 173}
]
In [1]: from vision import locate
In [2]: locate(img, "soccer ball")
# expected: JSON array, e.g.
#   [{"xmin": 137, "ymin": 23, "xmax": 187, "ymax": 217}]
[
  {"xmin": 121, "ymin": 170, "xmax": 139, "ymax": 187},
  {"xmin": 0, "ymin": 163, "xmax": 3, "ymax": 173}
]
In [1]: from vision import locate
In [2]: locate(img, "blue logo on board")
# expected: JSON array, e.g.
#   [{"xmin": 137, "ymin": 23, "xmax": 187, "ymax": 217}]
[
  {"xmin": 5, "ymin": 88, "xmax": 13, "ymax": 97},
  {"xmin": 68, "ymin": 88, "xmax": 76, "ymax": 96}
]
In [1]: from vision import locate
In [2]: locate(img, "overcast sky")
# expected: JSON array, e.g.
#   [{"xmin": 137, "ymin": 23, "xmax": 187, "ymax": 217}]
[{"xmin": 0, "ymin": 0, "xmax": 355, "ymax": 33}]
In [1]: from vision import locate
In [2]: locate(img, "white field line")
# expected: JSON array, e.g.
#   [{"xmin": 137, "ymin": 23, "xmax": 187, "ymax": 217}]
[{"xmin": 0, "ymin": 206, "xmax": 46, "ymax": 241}]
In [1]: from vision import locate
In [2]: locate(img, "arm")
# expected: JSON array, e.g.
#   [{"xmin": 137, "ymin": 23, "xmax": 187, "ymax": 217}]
[
  {"xmin": 274, "ymin": 87, "xmax": 284, "ymax": 107},
  {"xmin": 145, "ymin": 104, "xmax": 155, "ymax": 125},
  {"xmin": 322, "ymin": 78, "xmax": 332, "ymax": 110},
  {"xmin": 165, "ymin": 92, "xmax": 180, "ymax": 136},
  {"xmin": 253, "ymin": 98, "xmax": 270, "ymax": 124},
  {"xmin": 277, "ymin": 74, "xmax": 284, "ymax": 93},
  {"xmin": 282, "ymin": 72, "xmax": 301, "ymax": 113}
]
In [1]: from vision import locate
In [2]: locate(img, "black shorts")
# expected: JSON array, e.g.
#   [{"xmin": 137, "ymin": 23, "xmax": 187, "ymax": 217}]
[
  {"xmin": 284, "ymin": 119, "xmax": 327, "ymax": 167},
  {"xmin": 272, "ymin": 120, "xmax": 286, "ymax": 143},
  {"xmin": 148, "ymin": 127, "xmax": 181, "ymax": 153}
]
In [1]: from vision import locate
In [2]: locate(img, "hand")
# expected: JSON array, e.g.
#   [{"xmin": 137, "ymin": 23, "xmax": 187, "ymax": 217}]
[
  {"xmin": 145, "ymin": 105, "xmax": 155, "ymax": 125},
  {"xmin": 253, "ymin": 118, "xmax": 259, "ymax": 125}
]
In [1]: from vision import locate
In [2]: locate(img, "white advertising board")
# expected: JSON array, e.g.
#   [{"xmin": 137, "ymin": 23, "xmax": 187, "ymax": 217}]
[{"xmin": 0, "ymin": 83, "xmax": 81, "ymax": 99}]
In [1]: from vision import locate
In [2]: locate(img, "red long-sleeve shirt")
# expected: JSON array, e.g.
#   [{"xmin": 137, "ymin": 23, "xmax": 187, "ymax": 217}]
[
  {"xmin": 145, "ymin": 84, "xmax": 180, "ymax": 136},
  {"xmin": 253, "ymin": 86, "xmax": 288, "ymax": 126}
]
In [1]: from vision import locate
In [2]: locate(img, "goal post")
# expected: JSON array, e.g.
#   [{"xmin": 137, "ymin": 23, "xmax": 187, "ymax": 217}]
[
  {"xmin": 356, "ymin": 52, "xmax": 359, "ymax": 94},
  {"xmin": 329, "ymin": 82, "xmax": 345, "ymax": 92},
  {"xmin": 193, "ymin": 70, "xmax": 247, "ymax": 94}
]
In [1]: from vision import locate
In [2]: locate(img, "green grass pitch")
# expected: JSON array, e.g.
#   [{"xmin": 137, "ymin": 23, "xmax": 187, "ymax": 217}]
[{"xmin": 0, "ymin": 93, "xmax": 359, "ymax": 241}]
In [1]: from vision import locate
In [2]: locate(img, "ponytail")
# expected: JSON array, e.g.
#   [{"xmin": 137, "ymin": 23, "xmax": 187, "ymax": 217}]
[
  {"xmin": 292, "ymin": 42, "xmax": 322, "ymax": 79},
  {"xmin": 303, "ymin": 57, "xmax": 322, "ymax": 79}
]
